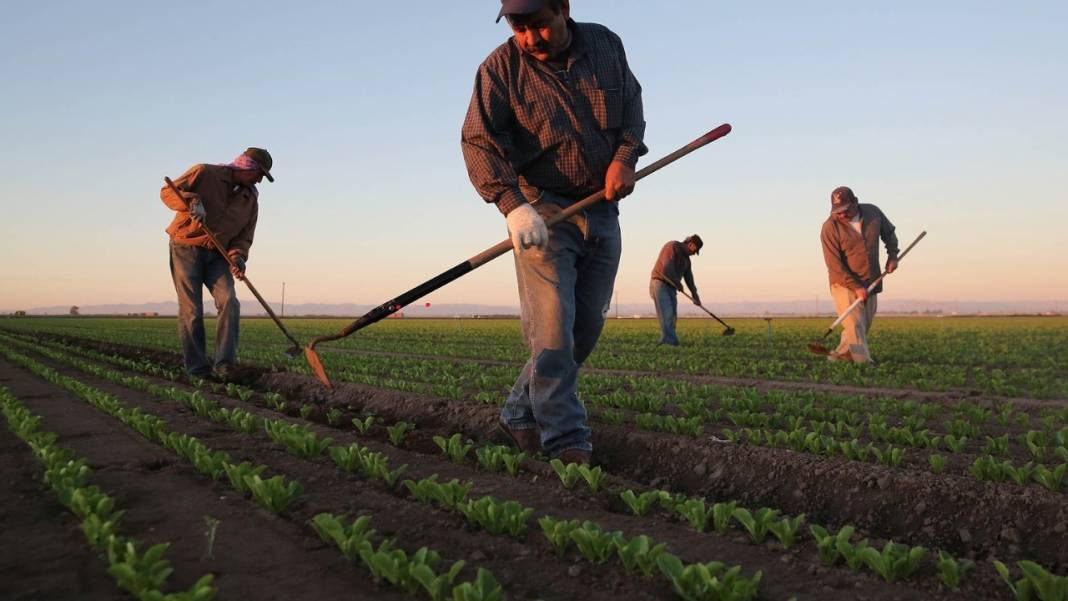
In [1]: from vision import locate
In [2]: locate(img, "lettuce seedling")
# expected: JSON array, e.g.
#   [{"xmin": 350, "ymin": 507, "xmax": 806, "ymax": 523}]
[
  {"xmin": 569, "ymin": 521, "xmax": 623, "ymax": 563},
  {"xmin": 615, "ymin": 534, "xmax": 666, "ymax": 578},
  {"xmin": 244, "ymin": 474, "xmax": 302, "ymax": 514},
  {"xmin": 732, "ymin": 507, "xmax": 779, "ymax": 543},
  {"xmin": 411, "ymin": 559, "xmax": 466, "ymax": 601},
  {"xmin": 457, "ymin": 496, "xmax": 533, "ymax": 539},
  {"xmin": 936, "ymin": 550, "xmax": 973, "ymax": 591},
  {"xmin": 1032, "ymin": 464, "xmax": 1066, "ymax": 492},
  {"xmin": 809, "ymin": 524, "xmax": 855, "ymax": 566},
  {"xmin": 620, "ymin": 490, "xmax": 660, "ymax": 516},
  {"xmin": 993, "ymin": 560, "xmax": 1036, "ymax": 601},
  {"xmin": 310, "ymin": 513, "xmax": 377, "ymax": 560},
  {"xmin": 434, "ymin": 433, "xmax": 474, "ymax": 463},
  {"xmin": 768, "ymin": 514, "xmax": 805, "ymax": 549},
  {"xmin": 106, "ymin": 541, "xmax": 175, "ymax": 598},
  {"xmin": 222, "ymin": 461, "xmax": 267, "ymax": 493},
  {"xmin": 656, "ymin": 554, "xmax": 761, "ymax": 601},
  {"xmin": 450, "ymin": 568, "xmax": 504, "ymax": 601},
  {"xmin": 858, "ymin": 541, "xmax": 926, "ymax": 582},
  {"xmin": 836, "ymin": 535, "xmax": 870, "ymax": 572},
  {"xmin": 549, "ymin": 459, "xmax": 583, "ymax": 489},
  {"xmin": 387, "ymin": 421, "xmax": 414, "ymax": 446},
  {"xmin": 711, "ymin": 501, "xmax": 737, "ymax": 535},
  {"xmin": 929, "ymin": 454, "xmax": 946, "ymax": 474},
  {"xmin": 678, "ymin": 498, "xmax": 713, "ymax": 533},
  {"xmin": 539, "ymin": 516, "xmax": 581, "ymax": 556},
  {"xmin": 578, "ymin": 465, "xmax": 605, "ymax": 493},
  {"xmin": 352, "ymin": 414, "xmax": 377, "ymax": 435}
]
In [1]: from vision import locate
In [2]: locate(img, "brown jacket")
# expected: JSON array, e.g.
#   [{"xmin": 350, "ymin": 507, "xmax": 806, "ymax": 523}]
[
  {"xmin": 821, "ymin": 203, "xmax": 899, "ymax": 294},
  {"xmin": 651, "ymin": 241, "xmax": 697, "ymax": 295},
  {"xmin": 160, "ymin": 164, "xmax": 259, "ymax": 259}
]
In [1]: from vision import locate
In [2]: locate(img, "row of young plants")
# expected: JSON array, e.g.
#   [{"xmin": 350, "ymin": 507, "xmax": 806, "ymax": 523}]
[
  {"xmin": 0, "ymin": 384, "xmax": 217, "ymax": 601},
  {"xmin": 0, "ymin": 343, "xmax": 505, "ymax": 601},
  {"xmin": 11, "ymin": 329, "xmax": 1068, "ymax": 451},
  {"xmin": 6, "ymin": 316, "xmax": 1067, "ymax": 397}
]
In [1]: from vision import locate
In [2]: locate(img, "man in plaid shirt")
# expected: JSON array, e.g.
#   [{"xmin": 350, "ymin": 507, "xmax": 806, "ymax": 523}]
[{"xmin": 462, "ymin": 0, "xmax": 647, "ymax": 464}]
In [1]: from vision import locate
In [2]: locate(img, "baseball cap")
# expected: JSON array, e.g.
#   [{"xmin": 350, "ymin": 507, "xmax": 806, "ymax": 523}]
[{"xmin": 496, "ymin": 0, "xmax": 547, "ymax": 22}]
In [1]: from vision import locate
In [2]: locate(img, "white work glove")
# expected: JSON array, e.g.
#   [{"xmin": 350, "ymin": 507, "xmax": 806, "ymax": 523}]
[
  {"xmin": 506, "ymin": 203, "xmax": 548, "ymax": 253},
  {"xmin": 189, "ymin": 199, "xmax": 207, "ymax": 223}
]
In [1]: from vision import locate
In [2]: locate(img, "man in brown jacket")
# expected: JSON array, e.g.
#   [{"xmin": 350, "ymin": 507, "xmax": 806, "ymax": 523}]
[
  {"xmin": 820, "ymin": 186, "xmax": 899, "ymax": 363},
  {"xmin": 160, "ymin": 148, "xmax": 273, "ymax": 379},
  {"xmin": 650, "ymin": 235, "xmax": 703, "ymax": 345}
]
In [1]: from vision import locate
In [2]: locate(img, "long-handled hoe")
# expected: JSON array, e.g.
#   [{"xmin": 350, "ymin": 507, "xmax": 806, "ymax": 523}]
[
  {"xmin": 673, "ymin": 288, "xmax": 735, "ymax": 336},
  {"xmin": 162, "ymin": 178, "xmax": 317, "ymax": 373},
  {"xmin": 305, "ymin": 123, "xmax": 735, "ymax": 388},
  {"xmin": 807, "ymin": 230, "xmax": 927, "ymax": 356}
]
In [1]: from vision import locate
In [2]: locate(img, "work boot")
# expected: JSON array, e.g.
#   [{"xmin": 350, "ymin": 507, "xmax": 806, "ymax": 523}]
[
  {"xmin": 555, "ymin": 448, "xmax": 591, "ymax": 466},
  {"xmin": 496, "ymin": 422, "xmax": 541, "ymax": 454}
]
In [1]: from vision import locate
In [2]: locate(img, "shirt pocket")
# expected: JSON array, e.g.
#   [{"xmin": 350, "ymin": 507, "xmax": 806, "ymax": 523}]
[
  {"xmin": 515, "ymin": 99, "xmax": 568, "ymax": 152},
  {"xmin": 589, "ymin": 87, "xmax": 622, "ymax": 130}
]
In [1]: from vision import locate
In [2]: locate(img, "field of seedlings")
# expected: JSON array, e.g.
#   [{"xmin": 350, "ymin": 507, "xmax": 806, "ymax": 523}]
[{"xmin": 2, "ymin": 315, "xmax": 1067, "ymax": 601}]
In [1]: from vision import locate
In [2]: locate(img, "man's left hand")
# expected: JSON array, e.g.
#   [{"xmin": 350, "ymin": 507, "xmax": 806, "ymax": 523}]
[
  {"xmin": 604, "ymin": 160, "xmax": 635, "ymax": 202},
  {"xmin": 230, "ymin": 256, "xmax": 247, "ymax": 280},
  {"xmin": 692, "ymin": 293, "xmax": 702, "ymax": 306},
  {"xmin": 886, "ymin": 259, "xmax": 899, "ymax": 273}
]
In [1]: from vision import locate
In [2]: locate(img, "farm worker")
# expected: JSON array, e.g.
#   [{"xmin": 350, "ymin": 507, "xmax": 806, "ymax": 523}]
[
  {"xmin": 160, "ymin": 148, "xmax": 274, "ymax": 380},
  {"xmin": 820, "ymin": 186, "xmax": 899, "ymax": 363},
  {"xmin": 461, "ymin": 0, "xmax": 647, "ymax": 464},
  {"xmin": 649, "ymin": 235, "xmax": 703, "ymax": 346}
]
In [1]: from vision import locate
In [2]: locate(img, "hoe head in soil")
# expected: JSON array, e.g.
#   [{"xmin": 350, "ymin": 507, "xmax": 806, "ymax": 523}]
[
  {"xmin": 806, "ymin": 341, "xmax": 831, "ymax": 355},
  {"xmin": 303, "ymin": 344, "xmax": 333, "ymax": 390}
]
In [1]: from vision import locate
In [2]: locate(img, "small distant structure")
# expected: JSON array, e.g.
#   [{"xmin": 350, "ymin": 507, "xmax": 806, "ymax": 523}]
[
  {"xmin": 70, "ymin": 305, "xmax": 80, "ymax": 315},
  {"xmin": 14, "ymin": 310, "xmax": 27, "ymax": 317},
  {"xmin": 127, "ymin": 311, "xmax": 159, "ymax": 317},
  {"xmin": 387, "ymin": 311, "xmax": 405, "ymax": 319}
]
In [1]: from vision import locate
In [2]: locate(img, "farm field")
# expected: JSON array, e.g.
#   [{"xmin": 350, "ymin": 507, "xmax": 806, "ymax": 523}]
[{"xmin": 2, "ymin": 315, "xmax": 1066, "ymax": 601}]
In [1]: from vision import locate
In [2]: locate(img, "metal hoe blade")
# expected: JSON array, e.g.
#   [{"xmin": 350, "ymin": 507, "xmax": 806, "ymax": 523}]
[
  {"xmin": 303, "ymin": 346, "xmax": 333, "ymax": 389},
  {"xmin": 807, "ymin": 341, "xmax": 831, "ymax": 355}
]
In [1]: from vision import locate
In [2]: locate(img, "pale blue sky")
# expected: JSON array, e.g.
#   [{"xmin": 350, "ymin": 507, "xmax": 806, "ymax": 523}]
[{"xmin": 2, "ymin": 1, "xmax": 1066, "ymax": 311}]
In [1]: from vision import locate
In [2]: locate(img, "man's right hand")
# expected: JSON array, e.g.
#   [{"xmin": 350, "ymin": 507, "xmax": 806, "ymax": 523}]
[
  {"xmin": 506, "ymin": 204, "xmax": 548, "ymax": 253},
  {"xmin": 853, "ymin": 287, "xmax": 869, "ymax": 302},
  {"xmin": 692, "ymin": 293, "xmax": 702, "ymax": 306}
]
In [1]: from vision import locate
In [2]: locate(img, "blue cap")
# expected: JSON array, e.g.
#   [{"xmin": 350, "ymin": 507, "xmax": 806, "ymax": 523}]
[{"xmin": 496, "ymin": 0, "xmax": 547, "ymax": 23}]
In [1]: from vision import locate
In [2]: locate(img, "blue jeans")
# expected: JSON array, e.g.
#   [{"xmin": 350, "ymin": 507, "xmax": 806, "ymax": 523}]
[
  {"xmin": 502, "ymin": 211, "xmax": 621, "ymax": 457},
  {"xmin": 650, "ymin": 279, "xmax": 679, "ymax": 345},
  {"xmin": 169, "ymin": 241, "xmax": 240, "ymax": 375}
]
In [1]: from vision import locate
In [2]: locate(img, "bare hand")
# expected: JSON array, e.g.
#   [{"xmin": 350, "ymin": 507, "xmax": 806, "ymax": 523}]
[
  {"xmin": 604, "ymin": 160, "xmax": 635, "ymax": 202},
  {"xmin": 886, "ymin": 259, "xmax": 898, "ymax": 273},
  {"xmin": 853, "ymin": 287, "xmax": 869, "ymax": 302}
]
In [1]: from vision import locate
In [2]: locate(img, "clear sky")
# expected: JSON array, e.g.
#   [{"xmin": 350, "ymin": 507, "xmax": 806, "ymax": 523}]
[{"xmin": 2, "ymin": 1, "xmax": 1066, "ymax": 311}]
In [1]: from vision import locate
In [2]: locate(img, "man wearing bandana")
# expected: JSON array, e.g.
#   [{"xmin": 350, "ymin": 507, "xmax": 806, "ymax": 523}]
[{"xmin": 160, "ymin": 147, "xmax": 274, "ymax": 379}]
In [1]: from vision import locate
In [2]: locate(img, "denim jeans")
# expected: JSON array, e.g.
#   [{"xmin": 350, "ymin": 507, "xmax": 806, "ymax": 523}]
[
  {"xmin": 169, "ymin": 240, "xmax": 240, "ymax": 375},
  {"xmin": 650, "ymin": 279, "xmax": 679, "ymax": 345},
  {"xmin": 501, "ymin": 210, "xmax": 621, "ymax": 457}
]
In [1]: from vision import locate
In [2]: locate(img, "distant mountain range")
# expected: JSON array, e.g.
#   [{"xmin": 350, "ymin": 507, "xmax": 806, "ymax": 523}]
[{"xmin": 9, "ymin": 299, "xmax": 1065, "ymax": 317}]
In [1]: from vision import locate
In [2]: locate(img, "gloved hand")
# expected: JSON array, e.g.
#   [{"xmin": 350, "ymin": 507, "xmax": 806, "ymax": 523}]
[
  {"xmin": 189, "ymin": 198, "xmax": 207, "ymax": 223},
  {"xmin": 229, "ymin": 254, "xmax": 246, "ymax": 280},
  {"xmin": 691, "ymin": 293, "xmax": 702, "ymax": 306},
  {"xmin": 506, "ymin": 203, "xmax": 548, "ymax": 253},
  {"xmin": 885, "ymin": 258, "xmax": 898, "ymax": 273}
]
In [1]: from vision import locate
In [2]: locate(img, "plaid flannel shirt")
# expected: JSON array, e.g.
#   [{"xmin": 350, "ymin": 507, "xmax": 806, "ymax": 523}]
[{"xmin": 462, "ymin": 19, "xmax": 647, "ymax": 216}]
